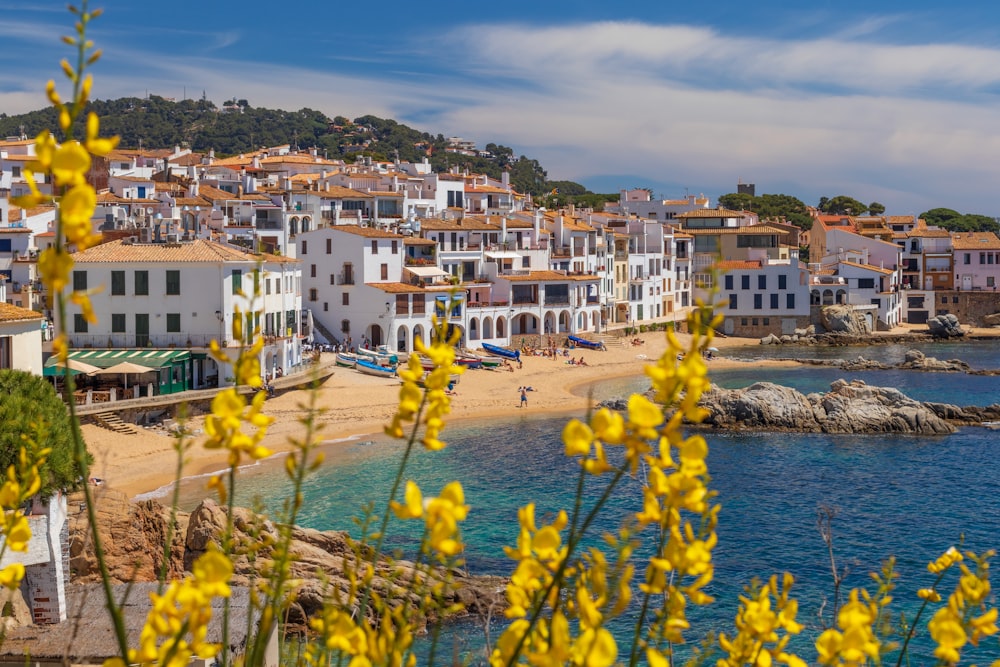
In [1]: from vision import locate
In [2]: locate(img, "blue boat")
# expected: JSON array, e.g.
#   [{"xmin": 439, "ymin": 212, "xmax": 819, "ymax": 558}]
[
  {"xmin": 355, "ymin": 358, "xmax": 397, "ymax": 378},
  {"xmin": 568, "ymin": 335, "xmax": 604, "ymax": 350},
  {"xmin": 482, "ymin": 342, "xmax": 520, "ymax": 361}
]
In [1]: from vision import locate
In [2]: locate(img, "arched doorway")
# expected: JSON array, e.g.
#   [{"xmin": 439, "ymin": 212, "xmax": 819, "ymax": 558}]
[
  {"xmin": 497, "ymin": 317, "xmax": 506, "ymax": 338},
  {"xmin": 396, "ymin": 325, "xmax": 409, "ymax": 352},
  {"xmin": 483, "ymin": 317, "xmax": 494, "ymax": 339},
  {"xmin": 369, "ymin": 324, "xmax": 383, "ymax": 347},
  {"xmin": 469, "ymin": 318, "xmax": 480, "ymax": 341},
  {"xmin": 822, "ymin": 289, "xmax": 834, "ymax": 306},
  {"xmin": 412, "ymin": 324, "xmax": 426, "ymax": 350},
  {"xmin": 835, "ymin": 289, "xmax": 846, "ymax": 305}
]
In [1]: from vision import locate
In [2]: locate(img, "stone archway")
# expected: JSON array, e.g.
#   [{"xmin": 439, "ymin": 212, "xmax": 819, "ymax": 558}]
[
  {"xmin": 483, "ymin": 317, "xmax": 494, "ymax": 339},
  {"xmin": 822, "ymin": 289, "xmax": 834, "ymax": 306},
  {"xmin": 836, "ymin": 289, "xmax": 846, "ymax": 305},
  {"xmin": 469, "ymin": 318, "xmax": 480, "ymax": 341},
  {"xmin": 396, "ymin": 325, "xmax": 409, "ymax": 352}
]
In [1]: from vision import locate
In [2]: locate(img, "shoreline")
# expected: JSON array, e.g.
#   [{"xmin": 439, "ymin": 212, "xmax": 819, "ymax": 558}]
[{"xmin": 83, "ymin": 326, "xmax": 1000, "ymax": 501}]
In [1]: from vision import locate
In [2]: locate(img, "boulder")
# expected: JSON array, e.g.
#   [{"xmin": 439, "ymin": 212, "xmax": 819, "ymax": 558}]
[
  {"xmin": 898, "ymin": 349, "xmax": 970, "ymax": 372},
  {"xmin": 760, "ymin": 333, "xmax": 781, "ymax": 345},
  {"xmin": 820, "ymin": 305, "xmax": 870, "ymax": 335},
  {"xmin": 697, "ymin": 380, "xmax": 954, "ymax": 435},
  {"xmin": 927, "ymin": 313, "xmax": 964, "ymax": 338},
  {"xmin": 983, "ymin": 312, "xmax": 1000, "ymax": 327}
]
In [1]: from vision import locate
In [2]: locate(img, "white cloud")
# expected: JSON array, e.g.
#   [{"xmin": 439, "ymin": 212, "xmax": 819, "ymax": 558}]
[{"xmin": 5, "ymin": 16, "xmax": 1000, "ymax": 213}]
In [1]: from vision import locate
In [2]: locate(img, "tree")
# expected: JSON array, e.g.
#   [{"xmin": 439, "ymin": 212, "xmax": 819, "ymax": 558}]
[
  {"xmin": 920, "ymin": 208, "xmax": 999, "ymax": 233},
  {"xmin": 821, "ymin": 195, "xmax": 868, "ymax": 216},
  {"xmin": 868, "ymin": 202, "xmax": 886, "ymax": 216},
  {"xmin": 0, "ymin": 370, "xmax": 88, "ymax": 497},
  {"xmin": 718, "ymin": 193, "xmax": 755, "ymax": 211}
]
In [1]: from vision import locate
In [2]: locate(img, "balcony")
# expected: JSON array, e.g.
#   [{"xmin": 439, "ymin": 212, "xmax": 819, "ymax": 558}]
[
  {"xmin": 405, "ymin": 256, "xmax": 437, "ymax": 267},
  {"xmin": 339, "ymin": 273, "xmax": 355, "ymax": 285},
  {"xmin": 543, "ymin": 297, "xmax": 570, "ymax": 306}
]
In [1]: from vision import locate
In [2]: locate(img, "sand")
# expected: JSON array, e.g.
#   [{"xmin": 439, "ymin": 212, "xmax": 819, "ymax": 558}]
[
  {"xmin": 82, "ymin": 332, "xmax": 771, "ymax": 500},
  {"xmin": 83, "ymin": 324, "xmax": 1000, "ymax": 500}
]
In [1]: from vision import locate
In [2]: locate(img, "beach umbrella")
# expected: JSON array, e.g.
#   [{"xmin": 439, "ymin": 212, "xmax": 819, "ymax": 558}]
[{"xmin": 93, "ymin": 361, "xmax": 156, "ymax": 391}]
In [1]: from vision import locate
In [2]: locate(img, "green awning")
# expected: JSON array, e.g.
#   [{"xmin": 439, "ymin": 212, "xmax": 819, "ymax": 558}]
[{"xmin": 43, "ymin": 349, "xmax": 191, "ymax": 371}]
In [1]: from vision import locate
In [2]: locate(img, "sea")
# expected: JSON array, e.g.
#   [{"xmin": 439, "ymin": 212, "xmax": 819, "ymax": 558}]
[{"xmin": 174, "ymin": 339, "xmax": 1000, "ymax": 663}]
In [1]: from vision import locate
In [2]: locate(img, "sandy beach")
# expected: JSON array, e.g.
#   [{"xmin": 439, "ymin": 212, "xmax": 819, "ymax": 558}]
[
  {"xmin": 82, "ymin": 331, "xmax": 772, "ymax": 500},
  {"xmin": 82, "ymin": 324, "xmax": 1000, "ymax": 500}
]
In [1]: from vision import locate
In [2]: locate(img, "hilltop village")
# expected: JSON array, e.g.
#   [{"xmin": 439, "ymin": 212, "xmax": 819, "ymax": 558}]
[{"xmin": 2, "ymin": 138, "xmax": 1000, "ymax": 387}]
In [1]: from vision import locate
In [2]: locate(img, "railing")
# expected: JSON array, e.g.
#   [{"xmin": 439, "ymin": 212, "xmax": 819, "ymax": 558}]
[
  {"xmin": 405, "ymin": 257, "xmax": 436, "ymax": 266},
  {"xmin": 614, "ymin": 252, "xmax": 627, "ymax": 260},
  {"xmin": 466, "ymin": 301, "xmax": 509, "ymax": 309},
  {"xmin": 67, "ymin": 333, "xmax": 224, "ymax": 348},
  {"xmin": 512, "ymin": 298, "xmax": 538, "ymax": 305},
  {"xmin": 339, "ymin": 273, "xmax": 355, "ymax": 285},
  {"xmin": 543, "ymin": 297, "xmax": 570, "ymax": 306}
]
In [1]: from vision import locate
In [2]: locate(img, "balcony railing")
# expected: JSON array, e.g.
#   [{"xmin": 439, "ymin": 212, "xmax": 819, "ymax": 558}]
[
  {"xmin": 339, "ymin": 273, "xmax": 355, "ymax": 285},
  {"xmin": 543, "ymin": 297, "xmax": 570, "ymax": 306}
]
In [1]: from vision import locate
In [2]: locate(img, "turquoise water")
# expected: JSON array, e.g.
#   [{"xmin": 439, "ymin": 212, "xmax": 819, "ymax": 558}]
[{"xmin": 211, "ymin": 342, "xmax": 1000, "ymax": 663}]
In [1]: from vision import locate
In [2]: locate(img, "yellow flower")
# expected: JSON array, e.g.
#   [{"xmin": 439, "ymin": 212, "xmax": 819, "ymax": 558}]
[
  {"xmin": 51, "ymin": 140, "xmax": 90, "ymax": 187},
  {"xmin": 928, "ymin": 606, "xmax": 967, "ymax": 663},
  {"xmin": 5, "ymin": 512, "xmax": 32, "ymax": 552},
  {"xmin": 0, "ymin": 563, "xmax": 25, "ymax": 589},
  {"xmin": 390, "ymin": 480, "xmax": 424, "ymax": 520},
  {"xmin": 562, "ymin": 419, "xmax": 593, "ymax": 457},
  {"xmin": 192, "ymin": 546, "xmax": 233, "ymax": 598}
]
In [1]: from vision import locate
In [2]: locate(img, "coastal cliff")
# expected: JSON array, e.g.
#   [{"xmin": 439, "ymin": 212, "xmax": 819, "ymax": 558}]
[{"xmin": 69, "ymin": 490, "xmax": 506, "ymax": 633}]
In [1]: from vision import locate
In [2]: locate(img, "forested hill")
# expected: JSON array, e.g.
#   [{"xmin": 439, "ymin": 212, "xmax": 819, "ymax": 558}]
[{"xmin": 0, "ymin": 95, "xmax": 607, "ymax": 200}]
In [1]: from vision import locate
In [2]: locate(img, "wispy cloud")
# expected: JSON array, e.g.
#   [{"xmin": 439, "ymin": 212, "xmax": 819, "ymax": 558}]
[{"xmin": 4, "ymin": 16, "xmax": 1000, "ymax": 213}]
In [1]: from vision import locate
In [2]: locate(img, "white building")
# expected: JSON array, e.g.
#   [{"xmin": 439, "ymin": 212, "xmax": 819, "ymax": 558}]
[
  {"xmin": 59, "ymin": 238, "xmax": 303, "ymax": 390},
  {"xmin": 0, "ymin": 297, "xmax": 43, "ymax": 374}
]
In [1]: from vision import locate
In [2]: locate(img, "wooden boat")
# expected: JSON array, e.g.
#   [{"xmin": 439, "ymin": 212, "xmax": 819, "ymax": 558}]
[
  {"xmin": 568, "ymin": 335, "xmax": 604, "ymax": 350},
  {"xmin": 355, "ymin": 358, "xmax": 397, "ymax": 378},
  {"xmin": 335, "ymin": 352, "xmax": 359, "ymax": 368},
  {"xmin": 356, "ymin": 345, "xmax": 399, "ymax": 366},
  {"xmin": 482, "ymin": 342, "xmax": 520, "ymax": 361},
  {"xmin": 473, "ymin": 355, "xmax": 504, "ymax": 368},
  {"xmin": 454, "ymin": 354, "xmax": 483, "ymax": 370}
]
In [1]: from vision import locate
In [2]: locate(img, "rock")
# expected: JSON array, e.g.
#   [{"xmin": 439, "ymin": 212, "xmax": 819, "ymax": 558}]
[
  {"xmin": 696, "ymin": 380, "xmax": 955, "ymax": 435},
  {"xmin": 983, "ymin": 312, "xmax": 1000, "ymax": 327},
  {"xmin": 69, "ymin": 492, "xmax": 506, "ymax": 634},
  {"xmin": 898, "ymin": 349, "xmax": 970, "ymax": 372},
  {"xmin": 820, "ymin": 305, "xmax": 871, "ymax": 335},
  {"xmin": 760, "ymin": 334, "xmax": 780, "ymax": 345},
  {"xmin": 927, "ymin": 314, "xmax": 965, "ymax": 338}
]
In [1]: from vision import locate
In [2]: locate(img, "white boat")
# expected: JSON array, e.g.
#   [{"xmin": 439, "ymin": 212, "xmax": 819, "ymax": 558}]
[
  {"xmin": 355, "ymin": 359, "xmax": 397, "ymax": 378},
  {"xmin": 335, "ymin": 352, "xmax": 358, "ymax": 368}
]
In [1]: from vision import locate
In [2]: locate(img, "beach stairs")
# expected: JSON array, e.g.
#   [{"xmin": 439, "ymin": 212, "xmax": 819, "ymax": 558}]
[
  {"xmin": 310, "ymin": 316, "xmax": 340, "ymax": 346},
  {"xmin": 594, "ymin": 333, "xmax": 628, "ymax": 349},
  {"xmin": 92, "ymin": 411, "xmax": 138, "ymax": 435}
]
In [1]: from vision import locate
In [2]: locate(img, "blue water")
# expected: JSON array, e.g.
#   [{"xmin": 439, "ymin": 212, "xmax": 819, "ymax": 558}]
[{"xmin": 208, "ymin": 341, "xmax": 1000, "ymax": 663}]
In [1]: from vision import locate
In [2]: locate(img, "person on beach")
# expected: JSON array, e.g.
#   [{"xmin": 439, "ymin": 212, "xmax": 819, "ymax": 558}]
[{"xmin": 519, "ymin": 386, "xmax": 528, "ymax": 408}]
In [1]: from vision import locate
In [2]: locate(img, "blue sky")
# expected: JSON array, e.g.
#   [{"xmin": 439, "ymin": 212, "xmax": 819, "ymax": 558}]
[{"xmin": 5, "ymin": 1, "xmax": 1000, "ymax": 216}]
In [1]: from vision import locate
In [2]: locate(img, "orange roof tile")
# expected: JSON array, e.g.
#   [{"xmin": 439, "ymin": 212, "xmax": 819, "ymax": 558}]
[
  {"xmin": 951, "ymin": 232, "xmax": 1000, "ymax": 250},
  {"xmin": 71, "ymin": 238, "xmax": 299, "ymax": 264},
  {"xmin": 716, "ymin": 260, "xmax": 763, "ymax": 271},
  {"xmin": 330, "ymin": 225, "xmax": 404, "ymax": 239},
  {"xmin": 503, "ymin": 271, "xmax": 598, "ymax": 282},
  {"xmin": 676, "ymin": 208, "xmax": 747, "ymax": 218},
  {"xmin": 0, "ymin": 302, "xmax": 43, "ymax": 322}
]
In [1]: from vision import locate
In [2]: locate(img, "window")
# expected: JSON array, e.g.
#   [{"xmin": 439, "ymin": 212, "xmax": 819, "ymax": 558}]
[
  {"xmin": 941, "ymin": 296, "xmax": 948, "ymax": 304},
  {"xmin": 724, "ymin": 275, "xmax": 733, "ymax": 290},
  {"xmin": 857, "ymin": 278, "xmax": 875, "ymax": 289},
  {"xmin": 266, "ymin": 278, "xmax": 271, "ymax": 295},
  {"xmin": 371, "ymin": 240, "xmax": 378, "ymax": 254},
  {"xmin": 135, "ymin": 270, "xmax": 149, "ymax": 295},
  {"xmin": 232, "ymin": 270, "xmax": 242, "ymax": 295},
  {"xmin": 989, "ymin": 277, "xmax": 996, "ymax": 288},
  {"xmin": 381, "ymin": 264, "xmax": 388, "ymax": 280},
  {"xmin": 728, "ymin": 294, "xmax": 738, "ymax": 309},
  {"xmin": 342, "ymin": 293, "xmax": 349, "ymax": 306},
  {"xmin": 981, "ymin": 253, "xmax": 986, "ymax": 265},
  {"xmin": 311, "ymin": 264, "xmax": 317, "ymax": 278},
  {"xmin": 166, "ymin": 270, "xmax": 180, "ymax": 295},
  {"xmin": 752, "ymin": 318, "xmax": 759, "ymax": 326},
  {"xmin": 770, "ymin": 293, "xmax": 778, "ymax": 309},
  {"xmin": 309, "ymin": 288, "xmax": 318, "ymax": 302},
  {"xmin": 330, "ymin": 274, "xmax": 336, "ymax": 285},
  {"xmin": 758, "ymin": 275, "xmax": 767, "ymax": 290},
  {"xmin": 392, "ymin": 240, "xmax": 398, "ymax": 254},
  {"xmin": 111, "ymin": 271, "xmax": 125, "ymax": 295},
  {"xmin": 741, "ymin": 318, "xmax": 748, "ymax": 326},
  {"xmin": 741, "ymin": 275, "xmax": 750, "ymax": 290},
  {"xmin": 965, "ymin": 253, "xmax": 971, "ymax": 265},
  {"xmin": 326, "ymin": 238, "xmax": 332, "ymax": 254},
  {"xmin": 953, "ymin": 296, "xmax": 959, "ymax": 304},
  {"xmin": 111, "ymin": 313, "xmax": 126, "ymax": 333},
  {"xmin": 73, "ymin": 270, "xmax": 87, "ymax": 291},
  {"xmin": 166, "ymin": 313, "xmax": 181, "ymax": 332},
  {"xmin": 754, "ymin": 294, "xmax": 762, "ymax": 310},
  {"xmin": 74, "ymin": 313, "xmax": 88, "ymax": 333},
  {"xmin": 341, "ymin": 319, "xmax": 350, "ymax": 334},
  {"xmin": 0, "ymin": 240, "xmax": 10, "ymax": 253},
  {"xmin": 786, "ymin": 293, "xmax": 795, "ymax": 309},
  {"xmin": 522, "ymin": 256, "xmax": 530, "ymax": 268},
  {"xmin": 778, "ymin": 274, "xmax": 787, "ymax": 290},
  {"xmin": 324, "ymin": 302, "xmax": 328, "ymax": 311}
]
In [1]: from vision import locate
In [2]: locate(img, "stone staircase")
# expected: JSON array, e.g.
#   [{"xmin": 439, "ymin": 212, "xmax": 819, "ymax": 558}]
[
  {"xmin": 310, "ymin": 315, "xmax": 340, "ymax": 346},
  {"xmin": 594, "ymin": 333, "xmax": 628, "ymax": 349},
  {"xmin": 92, "ymin": 411, "xmax": 137, "ymax": 435}
]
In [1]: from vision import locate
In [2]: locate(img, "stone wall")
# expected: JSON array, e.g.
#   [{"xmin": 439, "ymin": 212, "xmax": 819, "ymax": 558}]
[
  {"xmin": 932, "ymin": 291, "xmax": 1000, "ymax": 327},
  {"xmin": 723, "ymin": 315, "xmax": 811, "ymax": 338}
]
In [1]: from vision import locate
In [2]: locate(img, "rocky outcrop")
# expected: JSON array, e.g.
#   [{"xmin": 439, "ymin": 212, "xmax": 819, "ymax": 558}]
[
  {"xmin": 696, "ymin": 380, "xmax": 955, "ymax": 435},
  {"xmin": 898, "ymin": 349, "xmax": 970, "ymax": 372},
  {"xmin": 70, "ymin": 491, "xmax": 506, "ymax": 633},
  {"xmin": 927, "ymin": 313, "xmax": 965, "ymax": 338},
  {"xmin": 983, "ymin": 312, "xmax": 1000, "ymax": 327},
  {"xmin": 820, "ymin": 305, "xmax": 871, "ymax": 335}
]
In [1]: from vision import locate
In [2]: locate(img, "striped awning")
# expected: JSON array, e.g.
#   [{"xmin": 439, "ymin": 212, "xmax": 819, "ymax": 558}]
[{"xmin": 43, "ymin": 348, "xmax": 190, "ymax": 371}]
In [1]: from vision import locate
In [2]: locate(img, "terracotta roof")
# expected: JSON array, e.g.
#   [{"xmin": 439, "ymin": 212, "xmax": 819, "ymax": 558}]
[
  {"xmin": 330, "ymin": 225, "xmax": 404, "ymax": 239},
  {"xmin": 717, "ymin": 260, "xmax": 763, "ymax": 271},
  {"xmin": 403, "ymin": 237, "xmax": 436, "ymax": 246},
  {"xmin": 840, "ymin": 260, "xmax": 895, "ymax": 275},
  {"xmin": 71, "ymin": 238, "xmax": 299, "ymax": 264},
  {"xmin": 0, "ymin": 302, "xmax": 43, "ymax": 322},
  {"xmin": 366, "ymin": 282, "xmax": 428, "ymax": 293},
  {"xmin": 503, "ymin": 270, "xmax": 598, "ymax": 282},
  {"xmin": 111, "ymin": 175, "xmax": 155, "ymax": 183},
  {"xmin": 260, "ymin": 154, "xmax": 339, "ymax": 166},
  {"xmin": 682, "ymin": 224, "xmax": 788, "ymax": 235},
  {"xmin": 0, "ymin": 227, "xmax": 31, "ymax": 234},
  {"xmin": 368, "ymin": 190, "xmax": 403, "ymax": 197},
  {"xmin": 906, "ymin": 228, "xmax": 951, "ymax": 239},
  {"xmin": 951, "ymin": 231, "xmax": 1000, "ymax": 250},
  {"xmin": 465, "ymin": 184, "xmax": 510, "ymax": 194},
  {"xmin": 676, "ymin": 208, "xmax": 747, "ymax": 218}
]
